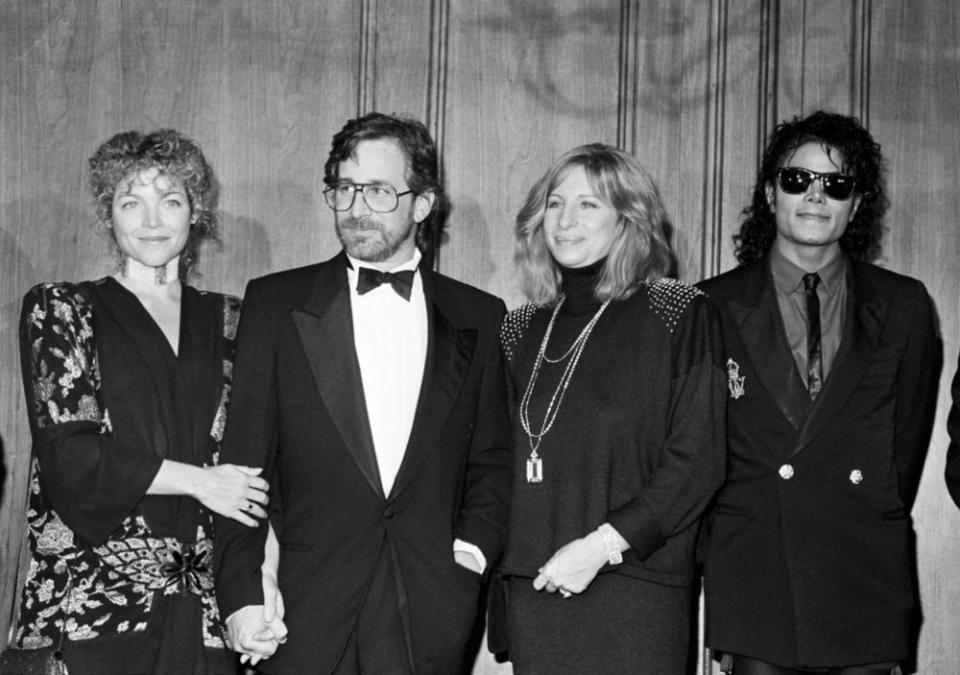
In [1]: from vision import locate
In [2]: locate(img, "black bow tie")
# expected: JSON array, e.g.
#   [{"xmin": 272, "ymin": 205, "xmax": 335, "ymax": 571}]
[{"xmin": 356, "ymin": 267, "xmax": 415, "ymax": 301}]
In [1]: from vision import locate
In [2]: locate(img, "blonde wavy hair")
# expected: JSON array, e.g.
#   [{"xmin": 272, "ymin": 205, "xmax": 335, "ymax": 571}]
[{"xmin": 515, "ymin": 143, "xmax": 672, "ymax": 304}]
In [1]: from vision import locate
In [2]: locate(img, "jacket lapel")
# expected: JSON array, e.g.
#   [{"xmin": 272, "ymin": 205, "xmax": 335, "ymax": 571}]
[
  {"xmin": 728, "ymin": 261, "xmax": 811, "ymax": 430},
  {"xmin": 292, "ymin": 254, "xmax": 384, "ymax": 499},
  {"xmin": 793, "ymin": 262, "xmax": 889, "ymax": 454},
  {"xmin": 388, "ymin": 269, "xmax": 475, "ymax": 499}
]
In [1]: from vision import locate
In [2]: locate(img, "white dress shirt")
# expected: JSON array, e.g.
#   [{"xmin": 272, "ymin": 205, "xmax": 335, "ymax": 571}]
[
  {"xmin": 345, "ymin": 250, "xmax": 485, "ymax": 572},
  {"xmin": 347, "ymin": 250, "xmax": 427, "ymax": 496}
]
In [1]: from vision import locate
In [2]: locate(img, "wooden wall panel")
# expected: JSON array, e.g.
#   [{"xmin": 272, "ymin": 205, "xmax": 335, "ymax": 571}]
[
  {"xmin": 441, "ymin": 1, "xmax": 621, "ymax": 309},
  {"xmin": 0, "ymin": 0, "xmax": 125, "ymax": 644},
  {"xmin": 776, "ymin": 0, "xmax": 857, "ymax": 116},
  {"xmin": 870, "ymin": 3, "xmax": 960, "ymax": 672},
  {"xmin": 623, "ymin": 0, "xmax": 702, "ymax": 280},
  {"xmin": 360, "ymin": 0, "xmax": 436, "ymax": 120},
  {"xmin": 198, "ymin": 2, "xmax": 360, "ymax": 296},
  {"xmin": 0, "ymin": 0, "xmax": 27, "ymax": 646}
]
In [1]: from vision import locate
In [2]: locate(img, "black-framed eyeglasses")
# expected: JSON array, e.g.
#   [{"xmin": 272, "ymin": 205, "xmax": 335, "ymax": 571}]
[
  {"xmin": 323, "ymin": 183, "xmax": 414, "ymax": 213},
  {"xmin": 776, "ymin": 167, "xmax": 856, "ymax": 201}
]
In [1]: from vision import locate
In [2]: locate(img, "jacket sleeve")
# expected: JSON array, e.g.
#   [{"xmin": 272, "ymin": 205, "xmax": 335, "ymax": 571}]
[
  {"xmin": 213, "ymin": 280, "xmax": 276, "ymax": 618},
  {"xmin": 946, "ymin": 347, "xmax": 960, "ymax": 509},
  {"xmin": 894, "ymin": 283, "xmax": 941, "ymax": 510},
  {"xmin": 19, "ymin": 283, "xmax": 162, "ymax": 545},
  {"xmin": 453, "ymin": 300, "xmax": 513, "ymax": 567},
  {"xmin": 606, "ymin": 294, "xmax": 727, "ymax": 559}
]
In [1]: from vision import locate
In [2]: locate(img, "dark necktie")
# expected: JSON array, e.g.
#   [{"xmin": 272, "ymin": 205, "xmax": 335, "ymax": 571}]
[
  {"xmin": 356, "ymin": 267, "xmax": 415, "ymax": 301},
  {"xmin": 803, "ymin": 272, "xmax": 823, "ymax": 399}
]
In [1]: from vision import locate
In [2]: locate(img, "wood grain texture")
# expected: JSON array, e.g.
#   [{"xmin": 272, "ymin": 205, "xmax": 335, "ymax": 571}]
[
  {"xmin": 869, "ymin": 3, "xmax": 960, "ymax": 672},
  {"xmin": 2, "ymin": 2, "xmax": 960, "ymax": 674},
  {"xmin": 440, "ymin": 0, "xmax": 620, "ymax": 311},
  {"xmin": 776, "ymin": 0, "xmax": 856, "ymax": 116}
]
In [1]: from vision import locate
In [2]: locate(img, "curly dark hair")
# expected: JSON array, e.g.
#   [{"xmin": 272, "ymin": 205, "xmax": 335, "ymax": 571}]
[
  {"xmin": 323, "ymin": 112, "xmax": 443, "ymax": 258},
  {"xmin": 89, "ymin": 129, "xmax": 217, "ymax": 278},
  {"xmin": 734, "ymin": 110, "xmax": 887, "ymax": 265}
]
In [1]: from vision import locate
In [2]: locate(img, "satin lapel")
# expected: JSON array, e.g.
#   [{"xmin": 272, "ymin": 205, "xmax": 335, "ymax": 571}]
[
  {"xmin": 291, "ymin": 258, "xmax": 384, "ymax": 499},
  {"xmin": 728, "ymin": 265, "xmax": 811, "ymax": 430},
  {"xmin": 794, "ymin": 264, "xmax": 889, "ymax": 455},
  {"xmin": 389, "ymin": 272, "xmax": 475, "ymax": 500}
]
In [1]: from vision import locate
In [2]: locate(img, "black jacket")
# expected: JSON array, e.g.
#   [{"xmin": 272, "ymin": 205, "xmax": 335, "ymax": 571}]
[
  {"xmin": 214, "ymin": 252, "xmax": 511, "ymax": 674},
  {"xmin": 699, "ymin": 257, "xmax": 940, "ymax": 669}
]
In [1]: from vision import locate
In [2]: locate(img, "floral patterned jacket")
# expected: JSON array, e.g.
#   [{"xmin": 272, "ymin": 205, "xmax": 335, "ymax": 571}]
[{"xmin": 14, "ymin": 281, "xmax": 240, "ymax": 649}]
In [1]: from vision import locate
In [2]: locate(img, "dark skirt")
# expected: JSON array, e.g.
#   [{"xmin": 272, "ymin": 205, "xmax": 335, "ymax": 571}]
[
  {"xmin": 58, "ymin": 593, "xmax": 236, "ymax": 675},
  {"xmin": 505, "ymin": 573, "xmax": 693, "ymax": 675}
]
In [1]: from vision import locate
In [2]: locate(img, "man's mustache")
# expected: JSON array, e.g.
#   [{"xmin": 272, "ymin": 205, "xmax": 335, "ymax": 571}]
[{"xmin": 338, "ymin": 216, "xmax": 383, "ymax": 232}]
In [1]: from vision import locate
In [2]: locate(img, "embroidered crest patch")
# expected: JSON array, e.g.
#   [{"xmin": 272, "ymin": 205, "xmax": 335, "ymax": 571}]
[{"xmin": 726, "ymin": 358, "xmax": 745, "ymax": 399}]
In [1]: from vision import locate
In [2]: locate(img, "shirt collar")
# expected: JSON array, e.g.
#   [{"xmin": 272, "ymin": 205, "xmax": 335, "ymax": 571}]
[
  {"xmin": 770, "ymin": 247, "xmax": 846, "ymax": 296},
  {"xmin": 346, "ymin": 248, "xmax": 422, "ymax": 286}
]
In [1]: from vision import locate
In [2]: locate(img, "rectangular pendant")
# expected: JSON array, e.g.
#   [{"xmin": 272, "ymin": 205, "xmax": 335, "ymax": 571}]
[{"xmin": 526, "ymin": 456, "xmax": 543, "ymax": 483}]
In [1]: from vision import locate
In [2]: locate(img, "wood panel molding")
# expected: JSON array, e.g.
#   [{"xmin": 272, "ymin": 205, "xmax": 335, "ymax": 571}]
[
  {"xmin": 358, "ymin": 0, "xmax": 378, "ymax": 114},
  {"xmin": 851, "ymin": 0, "xmax": 872, "ymax": 124},
  {"xmin": 758, "ymin": 0, "xmax": 779, "ymax": 158},
  {"xmin": 616, "ymin": 0, "xmax": 639, "ymax": 152},
  {"xmin": 426, "ymin": 0, "xmax": 449, "ymax": 268},
  {"xmin": 703, "ymin": 0, "xmax": 731, "ymax": 279}
]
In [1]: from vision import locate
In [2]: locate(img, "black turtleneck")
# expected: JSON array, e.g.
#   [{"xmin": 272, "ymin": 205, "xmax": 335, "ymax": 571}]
[
  {"xmin": 558, "ymin": 258, "xmax": 605, "ymax": 316},
  {"xmin": 540, "ymin": 258, "xmax": 606, "ymax": 361}
]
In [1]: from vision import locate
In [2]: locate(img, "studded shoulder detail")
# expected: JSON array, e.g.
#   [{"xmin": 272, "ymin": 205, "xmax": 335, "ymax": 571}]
[
  {"xmin": 648, "ymin": 278, "xmax": 703, "ymax": 333},
  {"xmin": 499, "ymin": 303, "xmax": 539, "ymax": 362}
]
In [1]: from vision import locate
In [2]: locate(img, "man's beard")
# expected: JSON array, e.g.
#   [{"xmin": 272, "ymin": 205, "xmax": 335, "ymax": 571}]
[{"xmin": 335, "ymin": 215, "xmax": 416, "ymax": 263}]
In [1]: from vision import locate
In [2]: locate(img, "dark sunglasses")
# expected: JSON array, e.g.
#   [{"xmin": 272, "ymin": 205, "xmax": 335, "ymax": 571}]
[{"xmin": 776, "ymin": 167, "xmax": 856, "ymax": 200}]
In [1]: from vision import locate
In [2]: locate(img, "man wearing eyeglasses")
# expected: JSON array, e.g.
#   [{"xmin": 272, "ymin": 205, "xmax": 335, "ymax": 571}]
[
  {"xmin": 214, "ymin": 112, "xmax": 511, "ymax": 674},
  {"xmin": 699, "ymin": 110, "xmax": 940, "ymax": 674}
]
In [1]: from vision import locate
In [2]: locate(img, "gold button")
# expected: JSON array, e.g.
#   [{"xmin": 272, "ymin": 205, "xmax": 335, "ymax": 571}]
[
  {"xmin": 849, "ymin": 469, "xmax": 863, "ymax": 485},
  {"xmin": 779, "ymin": 464, "xmax": 794, "ymax": 480}
]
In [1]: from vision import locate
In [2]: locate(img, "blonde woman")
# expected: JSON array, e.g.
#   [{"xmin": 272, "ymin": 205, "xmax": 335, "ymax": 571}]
[{"xmin": 497, "ymin": 143, "xmax": 726, "ymax": 673}]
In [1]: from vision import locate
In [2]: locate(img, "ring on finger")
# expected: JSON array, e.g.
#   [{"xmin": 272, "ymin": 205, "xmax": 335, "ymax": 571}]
[{"xmin": 560, "ymin": 589, "xmax": 572, "ymax": 599}]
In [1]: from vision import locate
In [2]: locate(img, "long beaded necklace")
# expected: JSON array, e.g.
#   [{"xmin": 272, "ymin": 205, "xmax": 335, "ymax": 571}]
[{"xmin": 519, "ymin": 294, "xmax": 611, "ymax": 483}]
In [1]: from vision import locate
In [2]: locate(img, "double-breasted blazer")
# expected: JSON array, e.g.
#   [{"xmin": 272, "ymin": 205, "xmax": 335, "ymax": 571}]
[
  {"xmin": 214, "ymin": 252, "xmax": 511, "ymax": 674},
  {"xmin": 699, "ymin": 256, "xmax": 939, "ymax": 669}
]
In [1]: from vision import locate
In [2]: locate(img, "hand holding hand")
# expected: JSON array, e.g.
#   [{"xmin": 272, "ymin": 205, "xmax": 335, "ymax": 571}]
[
  {"xmin": 532, "ymin": 530, "xmax": 608, "ymax": 597},
  {"xmin": 226, "ymin": 604, "xmax": 288, "ymax": 666},
  {"xmin": 198, "ymin": 464, "xmax": 269, "ymax": 526}
]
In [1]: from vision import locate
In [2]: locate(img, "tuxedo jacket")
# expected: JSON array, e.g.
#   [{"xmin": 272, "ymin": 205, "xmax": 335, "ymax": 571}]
[
  {"xmin": 214, "ymin": 252, "xmax": 511, "ymax": 674},
  {"xmin": 698, "ymin": 256, "xmax": 939, "ymax": 669}
]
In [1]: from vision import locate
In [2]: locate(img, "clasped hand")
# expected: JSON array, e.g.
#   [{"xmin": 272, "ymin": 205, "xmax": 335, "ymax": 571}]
[
  {"xmin": 533, "ymin": 530, "xmax": 608, "ymax": 597},
  {"xmin": 227, "ymin": 570, "xmax": 288, "ymax": 665}
]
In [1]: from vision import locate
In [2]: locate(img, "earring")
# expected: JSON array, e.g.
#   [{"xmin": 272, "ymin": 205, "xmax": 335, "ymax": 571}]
[{"xmin": 120, "ymin": 256, "xmax": 129, "ymax": 277}]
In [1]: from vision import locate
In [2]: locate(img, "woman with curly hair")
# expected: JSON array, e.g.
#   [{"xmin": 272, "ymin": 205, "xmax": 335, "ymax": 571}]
[{"xmin": 6, "ymin": 130, "xmax": 275, "ymax": 674}]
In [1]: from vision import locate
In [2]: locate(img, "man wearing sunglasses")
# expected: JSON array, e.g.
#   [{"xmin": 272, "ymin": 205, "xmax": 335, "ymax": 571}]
[
  {"xmin": 214, "ymin": 112, "xmax": 511, "ymax": 673},
  {"xmin": 699, "ymin": 111, "xmax": 940, "ymax": 674}
]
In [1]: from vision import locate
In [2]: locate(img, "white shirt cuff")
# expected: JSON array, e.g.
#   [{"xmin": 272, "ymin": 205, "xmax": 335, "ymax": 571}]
[{"xmin": 453, "ymin": 538, "xmax": 487, "ymax": 574}]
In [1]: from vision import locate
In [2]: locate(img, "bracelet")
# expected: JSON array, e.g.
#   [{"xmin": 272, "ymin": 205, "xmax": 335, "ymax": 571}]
[{"xmin": 597, "ymin": 523, "xmax": 623, "ymax": 565}]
